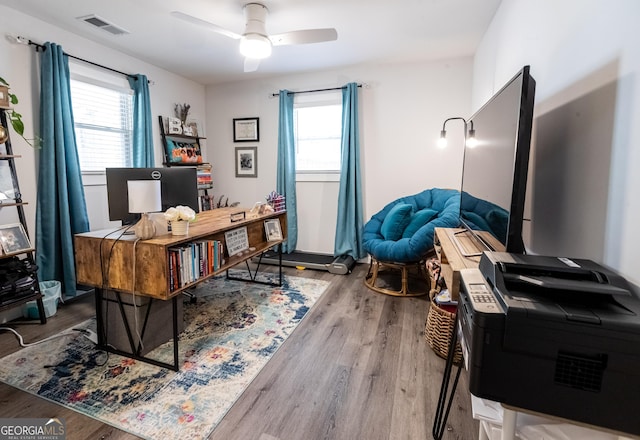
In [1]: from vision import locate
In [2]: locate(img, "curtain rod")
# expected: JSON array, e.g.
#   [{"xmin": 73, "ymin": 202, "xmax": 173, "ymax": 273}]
[
  {"xmin": 25, "ymin": 39, "xmax": 144, "ymax": 82},
  {"xmin": 270, "ymin": 83, "xmax": 364, "ymax": 97}
]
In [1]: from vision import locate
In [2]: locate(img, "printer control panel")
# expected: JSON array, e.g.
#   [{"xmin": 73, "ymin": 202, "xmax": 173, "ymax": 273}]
[{"xmin": 460, "ymin": 268, "xmax": 502, "ymax": 314}]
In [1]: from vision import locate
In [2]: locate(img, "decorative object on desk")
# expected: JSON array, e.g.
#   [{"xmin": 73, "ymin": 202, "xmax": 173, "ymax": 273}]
[
  {"xmin": 235, "ymin": 146, "xmax": 257, "ymax": 177},
  {"xmin": 0, "ymin": 123, "xmax": 7, "ymax": 144},
  {"xmin": 224, "ymin": 226, "xmax": 249, "ymax": 256},
  {"xmin": 0, "ymin": 223, "xmax": 33, "ymax": 255},
  {"xmin": 165, "ymin": 138, "xmax": 203, "ymax": 164},
  {"xmin": 264, "ymin": 219, "xmax": 282, "ymax": 242},
  {"xmin": 0, "ymin": 271, "xmax": 330, "ymax": 440},
  {"xmin": 230, "ymin": 211, "xmax": 246, "ymax": 222},
  {"xmin": 164, "ymin": 205, "xmax": 196, "ymax": 236},
  {"xmin": 266, "ymin": 190, "xmax": 286, "ymax": 212},
  {"xmin": 128, "ymin": 180, "xmax": 162, "ymax": 240},
  {"xmin": 233, "ymin": 117, "xmax": 259, "ymax": 142}
]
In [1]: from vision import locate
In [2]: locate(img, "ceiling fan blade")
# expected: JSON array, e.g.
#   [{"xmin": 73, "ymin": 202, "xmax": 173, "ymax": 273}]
[
  {"xmin": 244, "ymin": 57, "xmax": 261, "ymax": 73},
  {"xmin": 270, "ymin": 28, "xmax": 338, "ymax": 46},
  {"xmin": 170, "ymin": 11, "xmax": 241, "ymax": 40}
]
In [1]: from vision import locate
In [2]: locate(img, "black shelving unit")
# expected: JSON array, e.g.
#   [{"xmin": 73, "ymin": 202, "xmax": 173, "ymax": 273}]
[{"xmin": 0, "ymin": 109, "xmax": 46, "ymax": 323}]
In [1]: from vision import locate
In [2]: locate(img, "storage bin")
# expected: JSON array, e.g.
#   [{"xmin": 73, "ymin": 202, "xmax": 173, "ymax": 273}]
[
  {"xmin": 425, "ymin": 288, "xmax": 463, "ymax": 364},
  {"xmin": 22, "ymin": 281, "xmax": 62, "ymax": 319}
]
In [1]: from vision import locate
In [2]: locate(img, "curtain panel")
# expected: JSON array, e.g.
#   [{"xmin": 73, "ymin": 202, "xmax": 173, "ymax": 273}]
[
  {"xmin": 36, "ymin": 42, "xmax": 90, "ymax": 297},
  {"xmin": 276, "ymin": 90, "xmax": 297, "ymax": 252}
]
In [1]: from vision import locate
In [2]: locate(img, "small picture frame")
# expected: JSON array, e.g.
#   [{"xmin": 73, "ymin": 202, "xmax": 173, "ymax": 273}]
[
  {"xmin": 0, "ymin": 223, "xmax": 33, "ymax": 255},
  {"xmin": 235, "ymin": 146, "xmax": 258, "ymax": 178},
  {"xmin": 264, "ymin": 219, "xmax": 283, "ymax": 242},
  {"xmin": 230, "ymin": 211, "xmax": 246, "ymax": 223},
  {"xmin": 225, "ymin": 226, "xmax": 250, "ymax": 256},
  {"xmin": 233, "ymin": 117, "xmax": 259, "ymax": 142}
]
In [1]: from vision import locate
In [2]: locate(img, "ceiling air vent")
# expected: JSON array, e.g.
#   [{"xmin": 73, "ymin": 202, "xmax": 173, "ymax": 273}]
[{"xmin": 77, "ymin": 15, "xmax": 130, "ymax": 36}]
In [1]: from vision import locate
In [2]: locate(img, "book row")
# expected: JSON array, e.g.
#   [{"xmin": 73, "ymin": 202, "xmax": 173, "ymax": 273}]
[{"xmin": 168, "ymin": 240, "xmax": 225, "ymax": 291}]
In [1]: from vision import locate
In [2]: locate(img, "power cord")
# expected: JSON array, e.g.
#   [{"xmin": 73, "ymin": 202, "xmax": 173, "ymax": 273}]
[{"xmin": 0, "ymin": 326, "xmax": 79, "ymax": 347}]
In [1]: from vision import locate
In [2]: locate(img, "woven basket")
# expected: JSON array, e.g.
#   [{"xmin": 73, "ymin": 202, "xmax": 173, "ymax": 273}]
[{"xmin": 425, "ymin": 289, "xmax": 463, "ymax": 364}]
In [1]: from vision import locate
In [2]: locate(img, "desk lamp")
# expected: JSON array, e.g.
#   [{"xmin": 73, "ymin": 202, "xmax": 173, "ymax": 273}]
[{"xmin": 127, "ymin": 180, "xmax": 162, "ymax": 240}]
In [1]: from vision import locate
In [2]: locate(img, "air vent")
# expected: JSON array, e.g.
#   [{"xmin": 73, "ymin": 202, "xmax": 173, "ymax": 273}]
[
  {"xmin": 554, "ymin": 351, "xmax": 607, "ymax": 392},
  {"xmin": 77, "ymin": 15, "xmax": 129, "ymax": 36}
]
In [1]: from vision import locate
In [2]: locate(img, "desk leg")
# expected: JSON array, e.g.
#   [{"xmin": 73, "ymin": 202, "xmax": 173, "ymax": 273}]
[
  {"xmin": 501, "ymin": 408, "xmax": 517, "ymax": 440},
  {"xmin": 172, "ymin": 296, "xmax": 179, "ymax": 369},
  {"xmin": 432, "ymin": 312, "xmax": 463, "ymax": 440},
  {"xmin": 94, "ymin": 288, "xmax": 106, "ymax": 346}
]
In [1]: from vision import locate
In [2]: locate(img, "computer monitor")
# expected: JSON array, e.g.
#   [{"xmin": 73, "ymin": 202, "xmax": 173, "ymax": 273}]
[{"xmin": 105, "ymin": 167, "xmax": 199, "ymax": 225}]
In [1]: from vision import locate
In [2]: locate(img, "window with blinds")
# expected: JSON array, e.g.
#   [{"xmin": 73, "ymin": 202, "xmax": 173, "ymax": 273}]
[
  {"xmin": 70, "ymin": 78, "xmax": 133, "ymax": 173},
  {"xmin": 294, "ymin": 103, "xmax": 342, "ymax": 173}
]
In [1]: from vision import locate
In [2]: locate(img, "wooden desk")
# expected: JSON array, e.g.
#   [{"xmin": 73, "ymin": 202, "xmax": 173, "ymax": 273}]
[
  {"xmin": 433, "ymin": 227, "xmax": 504, "ymax": 300},
  {"xmin": 75, "ymin": 208, "xmax": 287, "ymax": 370}
]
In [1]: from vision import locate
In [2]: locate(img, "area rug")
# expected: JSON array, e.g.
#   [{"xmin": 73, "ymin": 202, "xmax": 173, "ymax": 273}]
[{"xmin": 0, "ymin": 270, "xmax": 329, "ymax": 440}]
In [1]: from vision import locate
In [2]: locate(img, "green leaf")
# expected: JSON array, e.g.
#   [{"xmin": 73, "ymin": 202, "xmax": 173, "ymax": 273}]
[
  {"xmin": 0, "ymin": 77, "xmax": 8, "ymax": 87},
  {"xmin": 11, "ymin": 119, "xmax": 24, "ymax": 136},
  {"xmin": 9, "ymin": 94, "xmax": 18, "ymax": 105}
]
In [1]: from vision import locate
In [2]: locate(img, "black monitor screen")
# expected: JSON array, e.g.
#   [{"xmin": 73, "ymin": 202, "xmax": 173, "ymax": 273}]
[
  {"xmin": 460, "ymin": 66, "xmax": 536, "ymax": 253},
  {"xmin": 106, "ymin": 167, "xmax": 199, "ymax": 225}
]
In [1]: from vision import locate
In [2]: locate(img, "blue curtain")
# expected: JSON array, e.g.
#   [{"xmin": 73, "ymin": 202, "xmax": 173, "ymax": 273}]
[
  {"xmin": 128, "ymin": 74, "xmax": 155, "ymax": 167},
  {"xmin": 276, "ymin": 90, "xmax": 297, "ymax": 252},
  {"xmin": 36, "ymin": 42, "xmax": 90, "ymax": 297},
  {"xmin": 334, "ymin": 82, "xmax": 365, "ymax": 259}
]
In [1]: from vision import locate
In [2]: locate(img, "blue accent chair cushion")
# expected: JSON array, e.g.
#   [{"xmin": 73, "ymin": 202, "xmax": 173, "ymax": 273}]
[
  {"xmin": 380, "ymin": 203, "xmax": 413, "ymax": 240},
  {"xmin": 363, "ymin": 188, "xmax": 461, "ymax": 263}
]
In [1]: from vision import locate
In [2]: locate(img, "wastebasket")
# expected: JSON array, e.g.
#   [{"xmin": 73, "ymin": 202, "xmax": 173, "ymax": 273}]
[{"xmin": 22, "ymin": 280, "xmax": 62, "ymax": 319}]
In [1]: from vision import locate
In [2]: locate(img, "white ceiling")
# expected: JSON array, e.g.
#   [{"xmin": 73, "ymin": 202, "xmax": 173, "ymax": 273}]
[{"xmin": 1, "ymin": 0, "xmax": 502, "ymax": 85}]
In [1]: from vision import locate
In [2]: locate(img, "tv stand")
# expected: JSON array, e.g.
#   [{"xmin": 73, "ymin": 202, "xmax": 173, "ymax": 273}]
[{"xmin": 452, "ymin": 229, "xmax": 497, "ymax": 258}]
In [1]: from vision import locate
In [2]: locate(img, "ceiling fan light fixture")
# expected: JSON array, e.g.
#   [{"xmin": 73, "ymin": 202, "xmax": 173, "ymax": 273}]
[{"xmin": 240, "ymin": 33, "xmax": 272, "ymax": 59}]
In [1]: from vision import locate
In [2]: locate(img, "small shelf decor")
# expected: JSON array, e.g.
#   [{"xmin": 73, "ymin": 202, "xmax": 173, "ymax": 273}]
[{"xmin": 164, "ymin": 205, "xmax": 196, "ymax": 236}]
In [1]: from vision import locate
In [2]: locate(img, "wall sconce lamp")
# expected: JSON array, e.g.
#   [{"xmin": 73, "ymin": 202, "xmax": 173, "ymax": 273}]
[
  {"xmin": 128, "ymin": 180, "xmax": 162, "ymax": 240},
  {"xmin": 438, "ymin": 117, "xmax": 476, "ymax": 149}
]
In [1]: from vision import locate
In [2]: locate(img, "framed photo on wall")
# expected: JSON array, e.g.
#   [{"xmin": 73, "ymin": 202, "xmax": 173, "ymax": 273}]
[
  {"xmin": 235, "ymin": 146, "xmax": 258, "ymax": 178},
  {"xmin": 233, "ymin": 117, "xmax": 259, "ymax": 142}
]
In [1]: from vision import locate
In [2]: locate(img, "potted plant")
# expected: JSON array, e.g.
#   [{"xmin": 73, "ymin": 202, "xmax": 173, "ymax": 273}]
[
  {"xmin": 164, "ymin": 205, "xmax": 196, "ymax": 235},
  {"xmin": 0, "ymin": 77, "xmax": 40, "ymax": 147}
]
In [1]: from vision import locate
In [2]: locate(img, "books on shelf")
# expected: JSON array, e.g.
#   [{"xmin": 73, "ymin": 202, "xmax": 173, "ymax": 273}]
[
  {"xmin": 168, "ymin": 239, "xmax": 225, "ymax": 291},
  {"xmin": 197, "ymin": 163, "xmax": 213, "ymax": 188}
]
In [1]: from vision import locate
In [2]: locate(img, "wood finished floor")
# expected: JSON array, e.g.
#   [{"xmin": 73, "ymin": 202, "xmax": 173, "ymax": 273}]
[{"xmin": 0, "ymin": 263, "xmax": 478, "ymax": 440}]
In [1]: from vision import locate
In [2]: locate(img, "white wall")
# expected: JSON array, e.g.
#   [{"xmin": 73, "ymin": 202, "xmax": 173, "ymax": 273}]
[
  {"xmin": 0, "ymin": 6, "xmax": 206, "ymax": 321},
  {"xmin": 0, "ymin": 5, "xmax": 207, "ymax": 234},
  {"xmin": 206, "ymin": 58, "xmax": 473, "ymax": 254},
  {"xmin": 473, "ymin": 0, "xmax": 640, "ymax": 285}
]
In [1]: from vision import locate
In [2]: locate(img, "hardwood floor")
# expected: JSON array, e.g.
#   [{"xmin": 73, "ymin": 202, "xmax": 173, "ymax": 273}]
[{"xmin": 0, "ymin": 263, "xmax": 478, "ymax": 440}]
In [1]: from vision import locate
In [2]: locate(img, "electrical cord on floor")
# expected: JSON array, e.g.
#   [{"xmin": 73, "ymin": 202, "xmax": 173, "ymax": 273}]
[{"xmin": 0, "ymin": 326, "xmax": 79, "ymax": 347}]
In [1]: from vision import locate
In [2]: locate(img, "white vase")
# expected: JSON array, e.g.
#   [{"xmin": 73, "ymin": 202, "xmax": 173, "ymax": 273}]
[{"xmin": 171, "ymin": 220, "xmax": 189, "ymax": 236}]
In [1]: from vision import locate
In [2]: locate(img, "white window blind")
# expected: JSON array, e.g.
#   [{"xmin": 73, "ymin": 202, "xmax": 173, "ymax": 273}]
[
  {"xmin": 70, "ymin": 78, "xmax": 133, "ymax": 173},
  {"xmin": 294, "ymin": 103, "xmax": 342, "ymax": 173}
]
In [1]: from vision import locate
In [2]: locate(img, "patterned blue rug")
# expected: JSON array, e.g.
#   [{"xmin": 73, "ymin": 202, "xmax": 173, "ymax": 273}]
[{"xmin": 0, "ymin": 271, "xmax": 329, "ymax": 440}]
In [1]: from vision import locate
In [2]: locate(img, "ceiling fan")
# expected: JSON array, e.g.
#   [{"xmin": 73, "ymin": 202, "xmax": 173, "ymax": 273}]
[{"xmin": 171, "ymin": 3, "xmax": 338, "ymax": 73}]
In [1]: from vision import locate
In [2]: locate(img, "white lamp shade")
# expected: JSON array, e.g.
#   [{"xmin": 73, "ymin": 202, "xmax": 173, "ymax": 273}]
[{"xmin": 128, "ymin": 180, "xmax": 162, "ymax": 214}]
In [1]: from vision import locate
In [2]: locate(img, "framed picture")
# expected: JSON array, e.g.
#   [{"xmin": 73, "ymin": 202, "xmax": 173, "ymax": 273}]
[
  {"xmin": 0, "ymin": 223, "xmax": 33, "ymax": 255},
  {"xmin": 264, "ymin": 219, "xmax": 283, "ymax": 242},
  {"xmin": 233, "ymin": 117, "xmax": 259, "ymax": 142},
  {"xmin": 235, "ymin": 146, "xmax": 257, "ymax": 178},
  {"xmin": 185, "ymin": 119, "xmax": 204, "ymax": 138},
  {"xmin": 224, "ymin": 226, "xmax": 249, "ymax": 256}
]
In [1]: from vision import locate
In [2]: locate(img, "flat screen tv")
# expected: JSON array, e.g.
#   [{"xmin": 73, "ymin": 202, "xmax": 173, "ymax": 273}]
[
  {"xmin": 106, "ymin": 167, "xmax": 199, "ymax": 225},
  {"xmin": 458, "ymin": 65, "xmax": 536, "ymax": 255}
]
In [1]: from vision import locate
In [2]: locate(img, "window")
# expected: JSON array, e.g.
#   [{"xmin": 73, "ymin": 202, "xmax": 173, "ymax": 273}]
[
  {"xmin": 69, "ymin": 76, "xmax": 133, "ymax": 173},
  {"xmin": 294, "ymin": 101, "xmax": 342, "ymax": 176}
]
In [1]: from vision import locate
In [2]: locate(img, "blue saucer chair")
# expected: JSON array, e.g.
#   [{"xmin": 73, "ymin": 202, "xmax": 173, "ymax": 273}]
[{"xmin": 362, "ymin": 188, "xmax": 460, "ymax": 297}]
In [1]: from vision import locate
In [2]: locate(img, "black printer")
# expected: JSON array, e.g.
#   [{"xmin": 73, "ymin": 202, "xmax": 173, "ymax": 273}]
[{"xmin": 458, "ymin": 252, "xmax": 640, "ymax": 436}]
